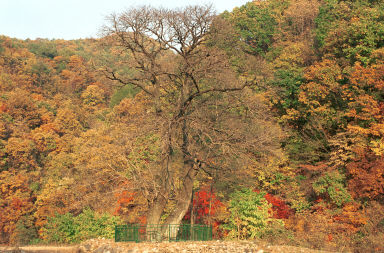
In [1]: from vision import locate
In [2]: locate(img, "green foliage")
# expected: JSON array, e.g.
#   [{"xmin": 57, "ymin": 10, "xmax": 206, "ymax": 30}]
[
  {"xmin": 28, "ymin": 40, "xmax": 58, "ymax": 59},
  {"xmin": 30, "ymin": 61, "xmax": 51, "ymax": 76},
  {"xmin": 37, "ymin": 101, "xmax": 57, "ymax": 115},
  {"xmin": 229, "ymin": 2, "xmax": 277, "ymax": 55},
  {"xmin": 269, "ymin": 42, "xmax": 308, "ymax": 114},
  {"xmin": 314, "ymin": 0, "xmax": 341, "ymax": 49},
  {"xmin": 55, "ymin": 61, "xmax": 67, "ymax": 74},
  {"xmin": 282, "ymin": 135, "xmax": 326, "ymax": 165},
  {"xmin": 272, "ymin": 69, "xmax": 304, "ymax": 114},
  {"xmin": 313, "ymin": 171, "xmax": 352, "ymax": 207},
  {"xmin": 224, "ymin": 188, "xmax": 283, "ymax": 239},
  {"xmin": 378, "ymin": 218, "xmax": 384, "ymax": 230},
  {"xmin": 11, "ymin": 215, "xmax": 38, "ymax": 245},
  {"xmin": 315, "ymin": 0, "xmax": 384, "ymax": 65},
  {"xmin": 74, "ymin": 208, "xmax": 121, "ymax": 241},
  {"xmin": 41, "ymin": 208, "xmax": 121, "ymax": 243},
  {"xmin": 109, "ymin": 85, "xmax": 139, "ymax": 108},
  {"xmin": 29, "ymin": 61, "xmax": 52, "ymax": 87},
  {"xmin": 1, "ymin": 113, "xmax": 14, "ymax": 123},
  {"xmin": 289, "ymin": 195, "xmax": 311, "ymax": 213},
  {"xmin": 41, "ymin": 213, "xmax": 77, "ymax": 243}
]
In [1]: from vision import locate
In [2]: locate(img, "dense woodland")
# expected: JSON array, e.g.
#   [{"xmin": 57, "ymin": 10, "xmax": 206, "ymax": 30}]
[{"xmin": 1, "ymin": 0, "xmax": 384, "ymax": 251}]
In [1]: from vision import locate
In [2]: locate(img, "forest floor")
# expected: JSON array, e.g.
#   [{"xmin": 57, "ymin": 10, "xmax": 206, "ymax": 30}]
[{"xmin": 0, "ymin": 239, "xmax": 338, "ymax": 253}]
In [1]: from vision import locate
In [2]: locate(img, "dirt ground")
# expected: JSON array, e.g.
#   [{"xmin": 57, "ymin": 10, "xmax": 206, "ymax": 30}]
[{"xmin": 0, "ymin": 239, "xmax": 338, "ymax": 253}]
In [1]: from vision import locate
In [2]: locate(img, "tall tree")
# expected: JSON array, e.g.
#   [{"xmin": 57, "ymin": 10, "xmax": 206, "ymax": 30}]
[{"xmin": 102, "ymin": 5, "xmax": 282, "ymax": 234}]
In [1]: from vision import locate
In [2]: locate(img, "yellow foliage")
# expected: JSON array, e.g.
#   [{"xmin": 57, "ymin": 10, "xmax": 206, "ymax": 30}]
[
  {"xmin": 81, "ymin": 84, "xmax": 105, "ymax": 106},
  {"xmin": 6, "ymin": 137, "xmax": 38, "ymax": 170},
  {"xmin": 370, "ymin": 139, "xmax": 384, "ymax": 156},
  {"xmin": 53, "ymin": 107, "xmax": 83, "ymax": 135}
]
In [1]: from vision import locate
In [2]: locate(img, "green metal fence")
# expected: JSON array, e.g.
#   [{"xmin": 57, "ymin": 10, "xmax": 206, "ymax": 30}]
[{"xmin": 115, "ymin": 224, "xmax": 212, "ymax": 242}]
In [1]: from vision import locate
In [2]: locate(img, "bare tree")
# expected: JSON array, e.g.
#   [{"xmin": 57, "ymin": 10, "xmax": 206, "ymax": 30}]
[{"xmin": 101, "ymin": 5, "xmax": 282, "ymax": 236}]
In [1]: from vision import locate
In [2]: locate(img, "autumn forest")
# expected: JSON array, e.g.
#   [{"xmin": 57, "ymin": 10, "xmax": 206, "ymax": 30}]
[{"xmin": 1, "ymin": 0, "xmax": 384, "ymax": 251}]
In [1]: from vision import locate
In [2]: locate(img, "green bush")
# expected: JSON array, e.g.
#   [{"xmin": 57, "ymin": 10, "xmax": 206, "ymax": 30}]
[
  {"xmin": 41, "ymin": 212, "xmax": 78, "ymax": 243},
  {"xmin": 10, "ymin": 215, "xmax": 38, "ymax": 245},
  {"xmin": 41, "ymin": 208, "xmax": 121, "ymax": 243},
  {"xmin": 223, "ymin": 188, "xmax": 284, "ymax": 239},
  {"xmin": 312, "ymin": 171, "xmax": 351, "ymax": 207},
  {"xmin": 75, "ymin": 208, "xmax": 120, "ymax": 241}
]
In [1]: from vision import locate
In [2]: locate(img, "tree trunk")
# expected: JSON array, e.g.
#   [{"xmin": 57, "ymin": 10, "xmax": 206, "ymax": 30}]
[
  {"xmin": 147, "ymin": 195, "xmax": 167, "ymax": 224},
  {"xmin": 161, "ymin": 162, "xmax": 197, "ymax": 239},
  {"xmin": 191, "ymin": 189, "xmax": 195, "ymax": 226},
  {"xmin": 146, "ymin": 194, "xmax": 167, "ymax": 240},
  {"xmin": 208, "ymin": 184, "xmax": 213, "ymax": 226}
]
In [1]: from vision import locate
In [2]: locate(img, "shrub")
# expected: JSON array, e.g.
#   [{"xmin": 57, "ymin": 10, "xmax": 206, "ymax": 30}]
[
  {"xmin": 10, "ymin": 215, "xmax": 38, "ymax": 245},
  {"xmin": 223, "ymin": 188, "xmax": 284, "ymax": 239},
  {"xmin": 41, "ymin": 208, "xmax": 121, "ymax": 243},
  {"xmin": 264, "ymin": 193, "xmax": 294, "ymax": 219},
  {"xmin": 312, "ymin": 171, "xmax": 351, "ymax": 207},
  {"xmin": 41, "ymin": 212, "xmax": 78, "ymax": 243}
]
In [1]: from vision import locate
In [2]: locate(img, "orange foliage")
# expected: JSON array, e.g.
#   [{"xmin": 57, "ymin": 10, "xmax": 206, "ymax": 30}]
[
  {"xmin": 0, "ymin": 170, "xmax": 34, "ymax": 244},
  {"xmin": 299, "ymin": 162, "xmax": 329, "ymax": 173},
  {"xmin": 114, "ymin": 191, "xmax": 135, "ymax": 215},
  {"xmin": 5, "ymin": 137, "xmax": 39, "ymax": 170},
  {"xmin": 114, "ymin": 189, "xmax": 147, "ymax": 224},
  {"xmin": 59, "ymin": 55, "xmax": 96, "ymax": 93},
  {"xmin": 332, "ymin": 203, "xmax": 367, "ymax": 234},
  {"xmin": 0, "ymin": 37, "xmax": 113, "ymax": 244},
  {"xmin": 5, "ymin": 89, "xmax": 42, "ymax": 129},
  {"xmin": 346, "ymin": 151, "xmax": 384, "ymax": 200},
  {"xmin": 53, "ymin": 107, "xmax": 83, "ymax": 135},
  {"xmin": 31, "ymin": 127, "xmax": 59, "ymax": 154},
  {"xmin": 0, "ymin": 102, "xmax": 7, "ymax": 113},
  {"xmin": 346, "ymin": 60, "xmax": 384, "ymax": 138},
  {"xmin": 300, "ymin": 59, "xmax": 344, "ymax": 113}
]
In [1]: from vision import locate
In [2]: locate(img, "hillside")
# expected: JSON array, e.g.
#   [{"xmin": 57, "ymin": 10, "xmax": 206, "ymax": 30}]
[{"xmin": 1, "ymin": 0, "xmax": 384, "ymax": 252}]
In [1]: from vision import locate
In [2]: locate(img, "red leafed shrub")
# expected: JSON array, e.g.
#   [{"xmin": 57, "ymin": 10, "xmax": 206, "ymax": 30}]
[
  {"xmin": 138, "ymin": 216, "xmax": 147, "ymax": 225},
  {"xmin": 114, "ymin": 191, "xmax": 135, "ymax": 215},
  {"xmin": 183, "ymin": 186, "xmax": 227, "ymax": 239},
  {"xmin": 184, "ymin": 186, "xmax": 225, "ymax": 224},
  {"xmin": 253, "ymin": 189, "xmax": 294, "ymax": 219},
  {"xmin": 264, "ymin": 193, "xmax": 294, "ymax": 219},
  {"xmin": 0, "ymin": 102, "xmax": 7, "ymax": 113},
  {"xmin": 114, "ymin": 190, "xmax": 147, "ymax": 224}
]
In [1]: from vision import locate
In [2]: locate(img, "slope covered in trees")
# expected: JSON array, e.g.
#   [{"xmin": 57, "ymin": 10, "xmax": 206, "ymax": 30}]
[{"xmin": 0, "ymin": 0, "xmax": 383, "ymax": 251}]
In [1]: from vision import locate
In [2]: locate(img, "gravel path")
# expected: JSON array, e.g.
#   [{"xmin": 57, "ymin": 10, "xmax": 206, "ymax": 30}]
[{"xmin": 0, "ymin": 239, "xmax": 337, "ymax": 253}]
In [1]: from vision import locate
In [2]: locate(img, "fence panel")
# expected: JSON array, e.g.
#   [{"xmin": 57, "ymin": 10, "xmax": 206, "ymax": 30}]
[{"xmin": 115, "ymin": 224, "xmax": 212, "ymax": 242}]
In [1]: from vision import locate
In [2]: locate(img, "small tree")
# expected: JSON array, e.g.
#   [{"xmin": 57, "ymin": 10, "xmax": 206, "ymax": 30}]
[{"xmin": 225, "ymin": 189, "xmax": 272, "ymax": 239}]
